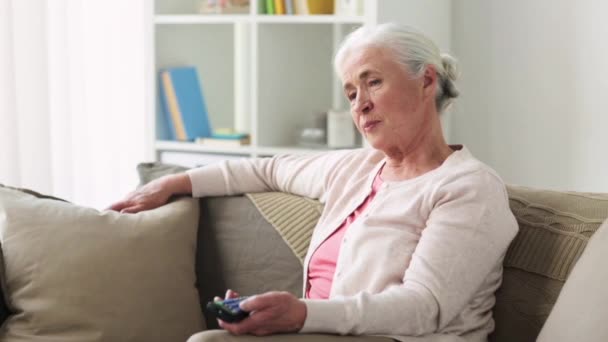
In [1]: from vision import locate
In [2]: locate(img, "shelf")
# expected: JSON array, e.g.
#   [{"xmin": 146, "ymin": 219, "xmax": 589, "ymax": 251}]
[
  {"xmin": 155, "ymin": 140, "xmax": 254, "ymax": 155},
  {"xmin": 155, "ymin": 140, "xmax": 335, "ymax": 157},
  {"xmin": 255, "ymin": 15, "xmax": 365, "ymax": 24},
  {"xmin": 155, "ymin": 14, "xmax": 365, "ymax": 25},
  {"xmin": 149, "ymin": 0, "xmax": 375, "ymax": 166},
  {"xmin": 256, "ymin": 145, "xmax": 332, "ymax": 156},
  {"xmin": 155, "ymin": 15, "xmax": 250, "ymax": 24}
]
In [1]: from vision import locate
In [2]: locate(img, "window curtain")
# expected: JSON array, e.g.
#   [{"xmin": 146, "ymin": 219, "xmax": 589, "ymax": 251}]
[{"xmin": 0, "ymin": 0, "xmax": 148, "ymax": 209}]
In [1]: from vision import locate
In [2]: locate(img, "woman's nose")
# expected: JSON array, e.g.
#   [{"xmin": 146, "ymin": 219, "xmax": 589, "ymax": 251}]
[{"xmin": 353, "ymin": 91, "xmax": 373, "ymax": 114}]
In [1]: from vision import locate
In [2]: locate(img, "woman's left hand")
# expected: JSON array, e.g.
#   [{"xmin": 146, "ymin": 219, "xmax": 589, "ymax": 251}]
[{"xmin": 219, "ymin": 291, "xmax": 307, "ymax": 336}]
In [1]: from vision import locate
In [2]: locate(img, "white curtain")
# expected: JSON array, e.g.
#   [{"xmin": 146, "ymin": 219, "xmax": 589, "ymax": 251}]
[{"xmin": 0, "ymin": 0, "xmax": 148, "ymax": 209}]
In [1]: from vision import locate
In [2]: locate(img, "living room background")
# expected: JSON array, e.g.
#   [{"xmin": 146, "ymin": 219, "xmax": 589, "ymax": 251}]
[{"xmin": 1, "ymin": 0, "xmax": 607, "ymax": 209}]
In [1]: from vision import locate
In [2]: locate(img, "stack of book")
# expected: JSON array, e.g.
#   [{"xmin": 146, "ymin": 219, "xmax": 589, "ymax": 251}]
[
  {"xmin": 260, "ymin": 0, "xmax": 335, "ymax": 15},
  {"xmin": 195, "ymin": 131, "xmax": 251, "ymax": 148},
  {"xmin": 159, "ymin": 65, "xmax": 252, "ymax": 148}
]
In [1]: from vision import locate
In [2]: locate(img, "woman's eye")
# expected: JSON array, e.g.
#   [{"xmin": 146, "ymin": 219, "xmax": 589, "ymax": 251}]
[
  {"xmin": 347, "ymin": 92, "xmax": 356, "ymax": 101},
  {"xmin": 369, "ymin": 79, "xmax": 381, "ymax": 86}
]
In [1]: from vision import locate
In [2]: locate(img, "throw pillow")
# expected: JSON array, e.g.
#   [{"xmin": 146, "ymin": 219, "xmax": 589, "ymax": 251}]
[
  {"xmin": 0, "ymin": 185, "xmax": 204, "ymax": 342},
  {"xmin": 536, "ymin": 218, "xmax": 608, "ymax": 342},
  {"xmin": 490, "ymin": 186, "xmax": 608, "ymax": 342}
]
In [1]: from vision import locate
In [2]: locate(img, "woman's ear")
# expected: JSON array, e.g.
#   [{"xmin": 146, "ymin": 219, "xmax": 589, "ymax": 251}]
[{"xmin": 422, "ymin": 65, "xmax": 437, "ymax": 94}]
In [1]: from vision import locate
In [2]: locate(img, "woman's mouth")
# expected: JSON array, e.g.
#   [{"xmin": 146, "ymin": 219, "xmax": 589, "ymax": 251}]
[{"xmin": 363, "ymin": 120, "xmax": 381, "ymax": 132}]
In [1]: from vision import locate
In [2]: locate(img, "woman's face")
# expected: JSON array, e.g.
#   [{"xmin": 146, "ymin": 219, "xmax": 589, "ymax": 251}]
[{"xmin": 339, "ymin": 46, "xmax": 436, "ymax": 152}]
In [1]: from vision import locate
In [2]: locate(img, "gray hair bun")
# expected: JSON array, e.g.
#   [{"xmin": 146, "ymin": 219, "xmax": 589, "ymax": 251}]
[{"xmin": 440, "ymin": 53, "xmax": 460, "ymax": 100}]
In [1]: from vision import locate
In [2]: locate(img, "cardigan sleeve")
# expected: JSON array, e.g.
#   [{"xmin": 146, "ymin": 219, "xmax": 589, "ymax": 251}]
[
  {"xmin": 186, "ymin": 149, "xmax": 358, "ymax": 200},
  {"xmin": 300, "ymin": 170, "xmax": 519, "ymax": 336}
]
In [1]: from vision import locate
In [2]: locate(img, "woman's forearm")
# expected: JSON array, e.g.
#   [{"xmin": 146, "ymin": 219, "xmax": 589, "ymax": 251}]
[{"xmin": 161, "ymin": 173, "xmax": 192, "ymax": 196}]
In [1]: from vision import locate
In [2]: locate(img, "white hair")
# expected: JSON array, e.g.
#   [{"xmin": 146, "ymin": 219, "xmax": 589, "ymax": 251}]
[{"xmin": 334, "ymin": 23, "xmax": 460, "ymax": 114}]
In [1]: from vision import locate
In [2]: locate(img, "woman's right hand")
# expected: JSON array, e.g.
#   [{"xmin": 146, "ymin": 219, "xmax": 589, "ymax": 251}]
[{"xmin": 107, "ymin": 173, "xmax": 192, "ymax": 214}]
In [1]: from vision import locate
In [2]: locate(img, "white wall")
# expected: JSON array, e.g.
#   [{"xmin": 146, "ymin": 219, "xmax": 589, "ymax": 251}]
[{"xmin": 451, "ymin": 0, "xmax": 608, "ymax": 192}]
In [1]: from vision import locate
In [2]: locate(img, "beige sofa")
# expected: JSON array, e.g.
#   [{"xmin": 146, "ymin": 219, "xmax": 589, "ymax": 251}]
[
  {"xmin": 139, "ymin": 162, "xmax": 608, "ymax": 342},
  {"xmin": 1, "ymin": 162, "xmax": 607, "ymax": 341}
]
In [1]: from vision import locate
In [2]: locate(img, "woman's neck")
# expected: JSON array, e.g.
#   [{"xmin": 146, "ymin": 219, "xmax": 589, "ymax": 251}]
[{"xmin": 380, "ymin": 130, "xmax": 454, "ymax": 182}]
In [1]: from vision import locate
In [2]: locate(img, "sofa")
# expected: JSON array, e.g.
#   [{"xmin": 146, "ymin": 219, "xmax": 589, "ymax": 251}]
[{"xmin": 0, "ymin": 162, "xmax": 607, "ymax": 342}]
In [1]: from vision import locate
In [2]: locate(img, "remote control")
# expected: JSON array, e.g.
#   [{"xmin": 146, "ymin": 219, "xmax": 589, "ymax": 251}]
[{"xmin": 206, "ymin": 296, "xmax": 250, "ymax": 323}]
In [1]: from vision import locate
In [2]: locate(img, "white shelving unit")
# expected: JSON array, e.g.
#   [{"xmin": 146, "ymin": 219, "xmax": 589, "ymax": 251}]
[{"xmin": 145, "ymin": 0, "xmax": 452, "ymax": 166}]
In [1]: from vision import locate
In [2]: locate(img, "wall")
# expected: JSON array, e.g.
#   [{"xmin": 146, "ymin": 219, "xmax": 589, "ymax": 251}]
[{"xmin": 451, "ymin": 0, "xmax": 608, "ymax": 192}]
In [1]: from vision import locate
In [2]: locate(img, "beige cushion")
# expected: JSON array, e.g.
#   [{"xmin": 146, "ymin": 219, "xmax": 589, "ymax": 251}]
[
  {"xmin": 536, "ymin": 219, "xmax": 608, "ymax": 342},
  {"xmin": 0, "ymin": 186, "xmax": 204, "ymax": 341},
  {"xmin": 490, "ymin": 186, "xmax": 608, "ymax": 342}
]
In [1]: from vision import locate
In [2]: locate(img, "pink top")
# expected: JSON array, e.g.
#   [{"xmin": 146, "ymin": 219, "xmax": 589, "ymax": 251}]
[{"xmin": 306, "ymin": 170, "xmax": 384, "ymax": 299}]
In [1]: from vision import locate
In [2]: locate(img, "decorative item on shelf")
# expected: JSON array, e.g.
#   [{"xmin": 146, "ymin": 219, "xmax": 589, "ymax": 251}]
[
  {"xmin": 334, "ymin": 0, "xmax": 363, "ymax": 16},
  {"xmin": 263, "ymin": 0, "xmax": 275, "ymax": 14},
  {"xmin": 297, "ymin": 111, "xmax": 327, "ymax": 148},
  {"xmin": 199, "ymin": 0, "xmax": 250, "ymax": 14},
  {"xmin": 327, "ymin": 109, "xmax": 356, "ymax": 148},
  {"xmin": 284, "ymin": 0, "xmax": 294, "ymax": 14},
  {"xmin": 292, "ymin": 0, "xmax": 334, "ymax": 15},
  {"xmin": 195, "ymin": 129, "xmax": 251, "ymax": 148},
  {"xmin": 274, "ymin": 0, "xmax": 286, "ymax": 14},
  {"xmin": 297, "ymin": 128, "xmax": 326, "ymax": 148},
  {"xmin": 158, "ymin": 66, "xmax": 212, "ymax": 141}
]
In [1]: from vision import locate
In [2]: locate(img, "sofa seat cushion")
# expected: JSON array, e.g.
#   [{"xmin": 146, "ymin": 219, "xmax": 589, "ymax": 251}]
[
  {"xmin": 536, "ymin": 218, "xmax": 608, "ymax": 342},
  {"xmin": 0, "ymin": 185, "xmax": 204, "ymax": 342},
  {"xmin": 490, "ymin": 186, "xmax": 608, "ymax": 342}
]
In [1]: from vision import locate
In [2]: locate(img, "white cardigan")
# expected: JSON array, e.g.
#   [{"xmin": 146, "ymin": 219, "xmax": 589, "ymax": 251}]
[{"xmin": 187, "ymin": 146, "xmax": 518, "ymax": 342}]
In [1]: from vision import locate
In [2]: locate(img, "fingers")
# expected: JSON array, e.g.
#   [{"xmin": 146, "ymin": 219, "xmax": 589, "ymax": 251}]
[
  {"xmin": 120, "ymin": 205, "xmax": 146, "ymax": 214},
  {"xmin": 239, "ymin": 292, "xmax": 275, "ymax": 312},
  {"xmin": 107, "ymin": 200, "xmax": 130, "ymax": 212},
  {"xmin": 212, "ymin": 289, "xmax": 239, "ymax": 304},
  {"xmin": 220, "ymin": 314, "xmax": 262, "ymax": 335},
  {"xmin": 225, "ymin": 289, "xmax": 240, "ymax": 299},
  {"xmin": 220, "ymin": 307, "xmax": 277, "ymax": 335}
]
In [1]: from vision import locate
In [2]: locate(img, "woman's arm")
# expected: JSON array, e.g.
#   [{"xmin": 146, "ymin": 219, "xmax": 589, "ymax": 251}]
[
  {"xmin": 187, "ymin": 149, "xmax": 359, "ymax": 200},
  {"xmin": 109, "ymin": 148, "xmax": 362, "ymax": 213}
]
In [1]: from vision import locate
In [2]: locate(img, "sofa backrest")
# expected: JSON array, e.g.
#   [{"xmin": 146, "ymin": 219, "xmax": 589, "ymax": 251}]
[
  {"xmin": 490, "ymin": 186, "xmax": 608, "ymax": 342},
  {"xmin": 196, "ymin": 196, "xmax": 304, "ymax": 329},
  {"xmin": 196, "ymin": 186, "xmax": 608, "ymax": 341}
]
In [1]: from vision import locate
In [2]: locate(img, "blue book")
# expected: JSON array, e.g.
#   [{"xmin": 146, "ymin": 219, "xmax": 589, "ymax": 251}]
[{"xmin": 158, "ymin": 66, "xmax": 212, "ymax": 141}]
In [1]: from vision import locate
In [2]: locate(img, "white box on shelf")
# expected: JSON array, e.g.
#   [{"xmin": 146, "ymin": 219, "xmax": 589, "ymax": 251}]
[
  {"xmin": 334, "ymin": 0, "xmax": 364, "ymax": 16},
  {"xmin": 327, "ymin": 110, "xmax": 356, "ymax": 148}
]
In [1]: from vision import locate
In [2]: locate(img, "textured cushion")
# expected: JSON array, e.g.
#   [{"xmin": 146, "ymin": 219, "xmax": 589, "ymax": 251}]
[
  {"xmin": 490, "ymin": 186, "xmax": 608, "ymax": 342},
  {"xmin": 137, "ymin": 162, "xmax": 304, "ymax": 329},
  {"xmin": 246, "ymin": 192, "xmax": 323, "ymax": 263},
  {"xmin": 0, "ymin": 185, "xmax": 204, "ymax": 342},
  {"xmin": 536, "ymin": 219, "xmax": 608, "ymax": 342}
]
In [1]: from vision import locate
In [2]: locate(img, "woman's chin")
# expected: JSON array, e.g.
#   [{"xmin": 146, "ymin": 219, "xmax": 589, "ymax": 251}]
[{"xmin": 365, "ymin": 137, "xmax": 385, "ymax": 151}]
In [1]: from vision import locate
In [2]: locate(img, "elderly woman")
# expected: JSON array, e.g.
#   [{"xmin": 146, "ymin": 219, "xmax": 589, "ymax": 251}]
[{"xmin": 111, "ymin": 23, "xmax": 518, "ymax": 342}]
